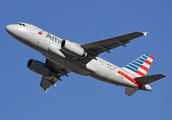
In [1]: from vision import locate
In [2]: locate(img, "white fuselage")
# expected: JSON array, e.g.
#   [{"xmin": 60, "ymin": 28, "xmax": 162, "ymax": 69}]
[{"xmin": 6, "ymin": 23, "xmax": 139, "ymax": 88}]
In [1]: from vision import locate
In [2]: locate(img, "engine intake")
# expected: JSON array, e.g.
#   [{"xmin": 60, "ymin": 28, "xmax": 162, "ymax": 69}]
[
  {"xmin": 61, "ymin": 40, "xmax": 87, "ymax": 57},
  {"xmin": 27, "ymin": 59, "xmax": 52, "ymax": 76}
]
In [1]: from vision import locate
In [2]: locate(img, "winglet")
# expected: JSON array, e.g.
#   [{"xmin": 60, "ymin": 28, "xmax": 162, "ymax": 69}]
[
  {"xmin": 143, "ymin": 32, "xmax": 148, "ymax": 36},
  {"xmin": 45, "ymin": 88, "xmax": 49, "ymax": 93},
  {"xmin": 53, "ymin": 84, "xmax": 57, "ymax": 87}
]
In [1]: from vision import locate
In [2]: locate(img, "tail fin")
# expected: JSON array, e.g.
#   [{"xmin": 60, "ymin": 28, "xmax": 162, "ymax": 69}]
[
  {"xmin": 122, "ymin": 54, "xmax": 166, "ymax": 96},
  {"xmin": 122, "ymin": 53, "xmax": 154, "ymax": 78}
]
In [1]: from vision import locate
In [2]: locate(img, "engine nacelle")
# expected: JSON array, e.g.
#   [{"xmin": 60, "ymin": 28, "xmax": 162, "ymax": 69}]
[
  {"xmin": 27, "ymin": 59, "xmax": 52, "ymax": 76},
  {"xmin": 61, "ymin": 40, "xmax": 87, "ymax": 57}
]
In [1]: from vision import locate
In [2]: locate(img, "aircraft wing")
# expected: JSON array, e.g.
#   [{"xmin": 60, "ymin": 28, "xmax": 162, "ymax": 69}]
[
  {"xmin": 81, "ymin": 32, "xmax": 147, "ymax": 56},
  {"xmin": 40, "ymin": 59, "xmax": 70, "ymax": 92}
]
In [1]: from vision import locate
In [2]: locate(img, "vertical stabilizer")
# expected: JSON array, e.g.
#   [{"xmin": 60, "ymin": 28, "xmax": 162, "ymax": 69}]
[{"xmin": 122, "ymin": 53, "xmax": 154, "ymax": 78}]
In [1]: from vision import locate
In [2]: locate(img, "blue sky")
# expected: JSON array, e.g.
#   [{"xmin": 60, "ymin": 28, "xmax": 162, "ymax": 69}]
[{"xmin": 0, "ymin": 0, "xmax": 171, "ymax": 119}]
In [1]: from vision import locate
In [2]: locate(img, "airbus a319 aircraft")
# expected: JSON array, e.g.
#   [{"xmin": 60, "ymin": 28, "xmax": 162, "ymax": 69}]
[{"xmin": 6, "ymin": 23, "xmax": 166, "ymax": 96}]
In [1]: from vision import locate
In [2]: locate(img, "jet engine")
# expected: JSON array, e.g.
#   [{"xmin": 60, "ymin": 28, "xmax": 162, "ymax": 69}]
[
  {"xmin": 27, "ymin": 59, "xmax": 52, "ymax": 76},
  {"xmin": 61, "ymin": 40, "xmax": 87, "ymax": 57}
]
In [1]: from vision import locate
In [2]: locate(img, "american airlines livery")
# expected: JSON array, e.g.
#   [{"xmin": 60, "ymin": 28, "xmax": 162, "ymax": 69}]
[{"xmin": 6, "ymin": 23, "xmax": 166, "ymax": 96}]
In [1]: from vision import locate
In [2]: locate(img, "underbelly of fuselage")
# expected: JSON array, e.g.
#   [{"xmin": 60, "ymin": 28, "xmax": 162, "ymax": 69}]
[{"xmin": 88, "ymin": 71, "xmax": 138, "ymax": 88}]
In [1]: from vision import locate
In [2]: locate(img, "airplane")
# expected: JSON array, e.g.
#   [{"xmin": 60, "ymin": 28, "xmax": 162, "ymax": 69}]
[{"xmin": 6, "ymin": 22, "xmax": 166, "ymax": 96}]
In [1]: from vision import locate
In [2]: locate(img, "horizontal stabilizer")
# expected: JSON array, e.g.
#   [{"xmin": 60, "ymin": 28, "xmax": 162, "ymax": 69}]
[
  {"xmin": 134, "ymin": 74, "xmax": 166, "ymax": 85},
  {"xmin": 125, "ymin": 87, "xmax": 138, "ymax": 96}
]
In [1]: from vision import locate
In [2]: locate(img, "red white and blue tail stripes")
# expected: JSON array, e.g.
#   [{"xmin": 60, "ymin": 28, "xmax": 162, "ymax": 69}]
[
  {"xmin": 123, "ymin": 53, "xmax": 154, "ymax": 77},
  {"xmin": 117, "ymin": 54, "xmax": 154, "ymax": 88}
]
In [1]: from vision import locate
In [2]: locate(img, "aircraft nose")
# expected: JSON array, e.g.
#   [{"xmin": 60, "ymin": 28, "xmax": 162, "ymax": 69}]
[{"xmin": 6, "ymin": 24, "xmax": 15, "ymax": 35}]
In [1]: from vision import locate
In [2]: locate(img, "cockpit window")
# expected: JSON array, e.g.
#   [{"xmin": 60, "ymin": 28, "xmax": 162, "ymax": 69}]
[{"xmin": 15, "ymin": 23, "xmax": 25, "ymax": 26}]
